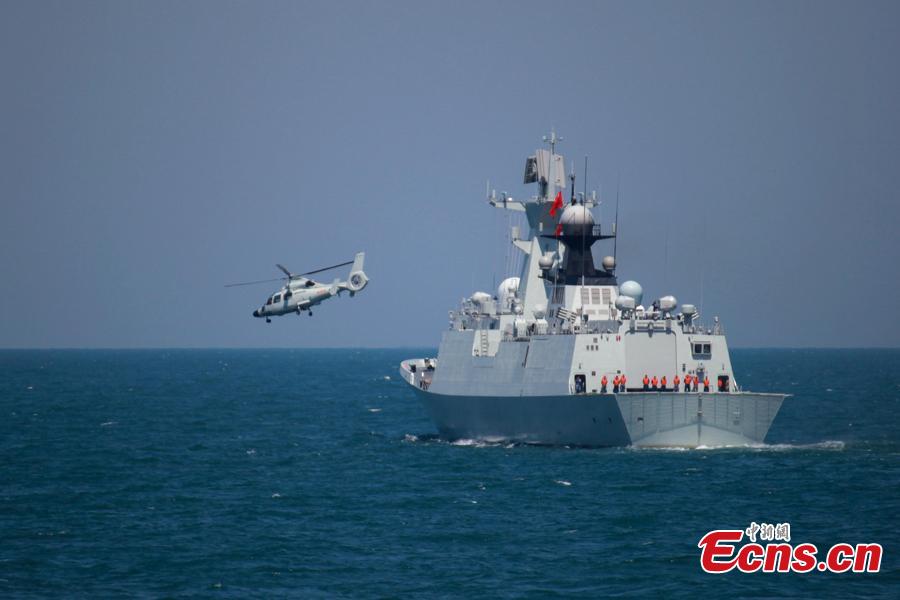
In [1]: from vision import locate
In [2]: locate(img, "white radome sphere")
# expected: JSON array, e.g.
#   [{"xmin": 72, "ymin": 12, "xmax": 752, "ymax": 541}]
[
  {"xmin": 614, "ymin": 296, "xmax": 635, "ymax": 311},
  {"xmin": 496, "ymin": 277, "xmax": 519, "ymax": 299},
  {"xmin": 619, "ymin": 280, "xmax": 643, "ymax": 306},
  {"xmin": 470, "ymin": 291, "xmax": 491, "ymax": 305},
  {"xmin": 658, "ymin": 295, "xmax": 678, "ymax": 312},
  {"xmin": 538, "ymin": 253, "xmax": 554, "ymax": 270},
  {"xmin": 559, "ymin": 204, "xmax": 594, "ymax": 236},
  {"xmin": 602, "ymin": 255, "xmax": 615, "ymax": 270}
]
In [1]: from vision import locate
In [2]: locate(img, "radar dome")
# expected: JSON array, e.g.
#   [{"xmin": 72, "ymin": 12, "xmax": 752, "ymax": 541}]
[
  {"xmin": 559, "ymin": 205, "xmax": 594, "ymax": 236},
  {"xmin": 538, "ymin": 252, "xmax": 555, "ymax": 270},
  {"xmin": 658, "ymin": 295, "xmax": 678, "ymax": 313},
  {"xmin": 496, "ymin": 277, "xmax": 519, "ymax": 299},
  {"xmin": 496, "ymin": 277, "xmax": 520, "ymax": 310},
  {"xmin": 532, "ymin": 303, "xmax": 547, "ymax": 319},
  {"xmin": 470, "ymin": 292, "xmax": 491, "ymax": 305},
  {"xmin": 602, "ymin": 256, "xmax": 615, "ymax": 271},
  {"xmin": 614, "ymin": 296, "xmax": 635, "ymax": 311},
  {"xmin": 619, "ymin": 280, "xmax": 643, "ymax": 306}
]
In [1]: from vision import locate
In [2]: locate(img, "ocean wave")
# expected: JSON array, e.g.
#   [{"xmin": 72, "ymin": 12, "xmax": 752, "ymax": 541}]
[
  {"xmin": 401, "ymin": 433, "xmax": 516, "ymax": 448},
  {"xmin": 630, "ymin": 440, "xmax": 846, "ymax": 452}
]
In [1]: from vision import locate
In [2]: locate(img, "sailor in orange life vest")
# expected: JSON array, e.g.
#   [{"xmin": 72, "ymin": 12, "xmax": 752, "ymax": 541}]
[
  {"xmin": 684, "ymin": 374, "xmax": 692, "ymax": 392},
  {"xmin": 673, "ymin": 374, "xmax": 680, "ymax": 392},
  {"xmin": 718, "ymin": 377, "xmax": 726, "ymax": 392},
  {"xmin": 692, "ymin": 376, "xmax": 699, "ymax": 392},
  {"xmin": 651, "ymin": 375, "xmax": 658, "ymax": 390},
  {"xmin": 620, "ymin": 374, "xmax": 627, "ymax": 392},
  {"xmin": 660, "ymin": 375, "xmax": 667, "ymax": 390},
  {"xmin": 600, "ymin": 374, "xmax": 608, "ymax": 393},
  {"xmin": 703, "ymin": 376, "xmax": 710, "ymax": 392},
  {"xmin": 612, "ymin": 375, "xmax": 620, "ymax": 393},
  {"xmin": 643, "ymin": 374, "xmax": 650, "ymax": 390}
]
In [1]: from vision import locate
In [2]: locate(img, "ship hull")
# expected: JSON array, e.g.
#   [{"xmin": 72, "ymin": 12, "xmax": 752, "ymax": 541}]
[{"xmin": 412, "ymin": 388, "xmax": 785, "ymax": 448}]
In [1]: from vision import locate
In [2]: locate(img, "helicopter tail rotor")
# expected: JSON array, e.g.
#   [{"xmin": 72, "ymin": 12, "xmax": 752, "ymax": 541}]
[{"xmin": 344, "ymin": 252, "xmax": 368, "ymax": 293}]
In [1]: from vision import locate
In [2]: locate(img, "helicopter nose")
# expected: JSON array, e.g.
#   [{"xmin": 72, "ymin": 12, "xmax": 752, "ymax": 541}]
[{"xmin": 252, "ymin": 309, "xmax": 260, "ymax": 318}]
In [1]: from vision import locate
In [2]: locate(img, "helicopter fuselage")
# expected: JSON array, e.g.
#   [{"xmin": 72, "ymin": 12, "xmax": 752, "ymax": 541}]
[
  {"xmin": 252, "ymin": 279, "xmax": 335, "ymax": 319},
  {"xmin": 234, "ymin": 252, "xmax": 367, "ymax": 322}
]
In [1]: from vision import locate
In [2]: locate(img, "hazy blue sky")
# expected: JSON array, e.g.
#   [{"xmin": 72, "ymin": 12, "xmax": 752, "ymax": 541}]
[{"xmin": 2, "ymin": 0, "xmax": 899, "ymax": 348}]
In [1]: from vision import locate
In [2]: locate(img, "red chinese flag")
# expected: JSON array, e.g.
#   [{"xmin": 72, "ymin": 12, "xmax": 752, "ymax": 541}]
[
  {"xmin": 549, "ymin": 190, "xmax": 563, "ymax": 217},
  {"xmin": 555, "ymin": 222, "xmax": 563, "ymax": 237}
]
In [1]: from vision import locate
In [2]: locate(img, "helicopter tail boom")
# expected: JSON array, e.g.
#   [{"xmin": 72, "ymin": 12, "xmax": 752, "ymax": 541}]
[{"xmin": 340, "ymin": 252, "xmax": 368, "ymax": 295}]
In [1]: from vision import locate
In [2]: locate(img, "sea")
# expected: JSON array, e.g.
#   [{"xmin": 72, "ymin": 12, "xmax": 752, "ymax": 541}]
[{"xmin": 1, "ymin": 348, "xmax": 898, "ymax": 598}]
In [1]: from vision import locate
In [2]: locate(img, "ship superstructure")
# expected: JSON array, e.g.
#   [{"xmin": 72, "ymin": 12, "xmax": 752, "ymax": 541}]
[{"xmin": 401, "ymin": 134, "xmax": 786, "ymax": 447}]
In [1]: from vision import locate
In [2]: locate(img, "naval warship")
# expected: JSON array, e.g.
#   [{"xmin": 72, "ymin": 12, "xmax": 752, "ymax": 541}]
[{"xmin": 400, "ymin": 134, "xmax": 787, "ymax": 447}]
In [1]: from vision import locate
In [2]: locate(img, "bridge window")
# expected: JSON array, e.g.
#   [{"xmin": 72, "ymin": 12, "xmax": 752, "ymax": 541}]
[{"xmin": 692, "ymin": 342, "xmax": 712, "ymax": 357}]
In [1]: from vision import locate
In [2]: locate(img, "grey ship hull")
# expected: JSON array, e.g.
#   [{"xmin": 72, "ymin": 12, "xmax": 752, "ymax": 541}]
[{"xmin": 413, "ymin": 388, "xmax": 784, "ymax": 448}]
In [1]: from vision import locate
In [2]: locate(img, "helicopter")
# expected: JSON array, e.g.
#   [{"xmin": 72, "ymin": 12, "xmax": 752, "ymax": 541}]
[{"xmin": 226, "ymin": 252, "xmax": 368, "ymax": 322}]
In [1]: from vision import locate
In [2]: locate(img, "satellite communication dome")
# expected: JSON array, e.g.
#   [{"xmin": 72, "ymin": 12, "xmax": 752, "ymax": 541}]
[
  {"xmin": 538, "ymin": 252, "xmax": 555, "ymax": 270},
  {"xmin": 496, "ymin": 277, "xmax": 520, "ymax": 309},
  {"xmin": 658, "ymin": 295, "xmax": 678, "ymax": 313},
  {"xmin": 619, "ymin": 280, "xmax": 643, "ymax": 306},
  {"xmin": 532, "ymin": 303, "xmax": 547, "ymax": 319},
  {"xmin": 681, "ymin": 304, "xmax": 697, "ymax": 316},
  {"xmin": 496, "ymin": 277, "xmax": 519, "ymax": 299},
  {"xmin": 614, "ymin": 296, "xmax": 635, "ymax": 311},
  {"xmin": 559, "ymin": 205, "xmax": 594, "ymax": 236},
  {"xmin": 470, "ymin": 292, "xmax": 491, "ymax": 306},
  {"xmin": 601, "ymin": 255, "xmax": 615, "ymax": 270}
]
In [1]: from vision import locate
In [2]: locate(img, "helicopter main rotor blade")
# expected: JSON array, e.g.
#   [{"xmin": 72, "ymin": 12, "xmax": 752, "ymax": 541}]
[
  {"xmin": 225, "ymin": 259, "xmax": 354, "ymax": 287},
  {"xmin": 300, "ymin": 260, "xmax": 353, "ymax": 277},
  {"xmin": 224, "ymin": 277, "xmax": 285, "ymax": 288}
]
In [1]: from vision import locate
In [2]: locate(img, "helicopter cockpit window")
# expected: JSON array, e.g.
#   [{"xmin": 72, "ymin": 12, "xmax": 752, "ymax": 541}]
[
  {"xmin": 266, "ymin": 297, "xmax": 273, "ymax": 305},
  {"xmin": 273, "ymin": 294, "xmax": 281, "ymax": 303},
  {"xmin": 305, "ymin": 280, "xmax": 316, "ymax": 287}
]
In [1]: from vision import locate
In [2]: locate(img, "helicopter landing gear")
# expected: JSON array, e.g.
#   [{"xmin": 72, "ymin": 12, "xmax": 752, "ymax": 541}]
[
  {"xmin": 307, "ymin": 310, "xmax": 313, "ymax": 317},
  {"xmin": 265, "ymin": 317, "xmax": 271, "ymax": 323}
]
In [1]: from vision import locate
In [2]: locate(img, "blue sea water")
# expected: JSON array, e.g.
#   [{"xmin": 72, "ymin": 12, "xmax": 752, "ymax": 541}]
[{"xmin": 1, "ymin": 348, "xmax": 898, "ymax": 598}]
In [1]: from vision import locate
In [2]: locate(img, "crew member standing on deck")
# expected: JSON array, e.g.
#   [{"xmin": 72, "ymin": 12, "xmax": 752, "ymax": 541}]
[
  {"xmin": 612, "ymin": 375, "xmax": 620, "ymax": 393},
  {"xmin": 643, "ymin": 374, "xmax": 649, "ymax": 390},
  {"xmin": 601, "ymin": 375, "xmax": 608, "ymax": 393},
  {"xmin": 704, "ymin": 376, "xmax": 710, "ymax": 392},
  {"xmin": 673, "ymin": 374, "xmax": 680, "ymax": 392},
  {"xmin": 651, "ymin": 375, "xmax": 658, "ymax": 390},
  {"xmin": 621, "ymin": 374, "xmax": 627, "ymax": 392},
  {"xmin": 661, "ymin": 375, "xmax": 667, "ymax": 390},
  {"xmin": 684, "ymin": 374, "xmax": 692, "ymax": 392}
]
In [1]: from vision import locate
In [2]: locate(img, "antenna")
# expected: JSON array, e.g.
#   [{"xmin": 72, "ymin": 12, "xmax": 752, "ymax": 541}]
[
  {"xmin": 613, "ymin": 172, "xmax": 620, "ymax": 264},
  {"xmin": 569, "ymin": 162, "xmax": 576, "ymax": 203},
  {"xmin": 543, "ymin": 129, "xmax": 562, "ymax": 154},
  {"xmin": 664, "ymin": 227, "xmax": 669, "ymax": 291},
  {"xmin": 699, "ymin": 197, "xmax": 707, "ymax": 318},
  {"xmin": 583, "ymin": 155, "xmax": 588, "ymax": 200}
]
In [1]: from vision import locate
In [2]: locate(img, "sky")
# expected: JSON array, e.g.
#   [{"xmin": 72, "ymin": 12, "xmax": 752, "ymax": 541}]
[{"xmin": 2, "ymin": 0, "xmax": 899, "ymax": 348}]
